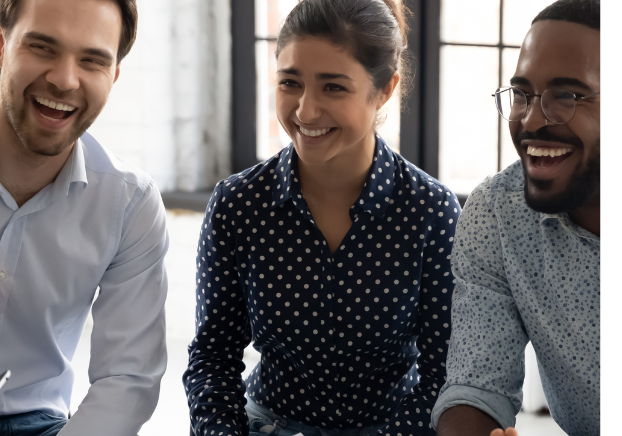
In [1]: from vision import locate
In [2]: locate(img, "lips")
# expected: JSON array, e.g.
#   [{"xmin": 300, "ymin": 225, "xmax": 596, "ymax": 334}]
[
  {"xmin": 32, "ymin": 96, "xmax": 77, "ymax": 121},
  {"xmin": 522, "ymin": 140, "xmax": 578, "ymax": 181}
]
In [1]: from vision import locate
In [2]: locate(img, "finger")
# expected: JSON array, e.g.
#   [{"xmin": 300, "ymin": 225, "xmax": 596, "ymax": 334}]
[
  {"xmin": 505, "ymin": 427, "xmax": 519, "ymax": 436},
  {"xmin": 490, "ymin": 430, "xmax": 505, "ymax": 436}
]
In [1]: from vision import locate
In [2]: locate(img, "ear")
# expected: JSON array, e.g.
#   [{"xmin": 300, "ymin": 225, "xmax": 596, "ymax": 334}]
[
  {"xmin": 375, "ymin": 72, "xmax": 400, "ymax": 110},
  {"xmin": 113, "ymin": 63, "xmax": 121, "ymax": 83}
]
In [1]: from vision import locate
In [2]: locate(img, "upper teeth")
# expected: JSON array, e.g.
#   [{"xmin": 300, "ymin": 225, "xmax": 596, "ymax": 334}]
[
  {"xmin": 527, "ymin": 146, "xmax": 573, "ymax": 157},
  {"xmin": 35, "ymin": 96, "xmax": 76, "ymax": 112},
  {"xmin": 300, "ymin": 127, "xmax": 331, "ymax": 137}
]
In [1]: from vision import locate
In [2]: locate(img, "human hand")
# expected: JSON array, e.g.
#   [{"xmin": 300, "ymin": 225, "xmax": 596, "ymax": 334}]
[{"xmin": 490, "ymin": 428, "xmax": 518, "ymax": 436}]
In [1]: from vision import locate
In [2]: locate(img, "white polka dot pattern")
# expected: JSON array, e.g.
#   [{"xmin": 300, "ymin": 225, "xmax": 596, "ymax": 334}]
[
  {"xmin": 433, "ymin": 161, "xmax": 600, "ymax": 436},
  {"xmin": 184, "ymin": 137, "xmax": 461, "ymax": 436}
]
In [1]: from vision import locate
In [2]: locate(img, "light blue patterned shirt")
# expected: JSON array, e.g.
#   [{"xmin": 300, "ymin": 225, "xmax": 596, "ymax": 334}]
[
  {"xmin": 0, "ymin": 133, "xmax": 169, "ymax": 436},
  {"xmin": 431, "ymin": 161, "xmax": 599, "ymax": 436}
]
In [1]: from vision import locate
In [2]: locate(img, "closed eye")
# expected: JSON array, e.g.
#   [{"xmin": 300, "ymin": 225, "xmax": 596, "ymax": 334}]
[
  {"xmin": 325, "ymin": 83, "xmax": 347, "ymax": 92},
  {"xmin": 83, "ymin": 58, "xmax": 106, "ymax": 66},
  {"xmin": 30, "ymin": 44, "xmax": 53, "ymax": 54},
  {"xmin": 279, "ymin": 79, "xmax": 300, "ymax": 88}
]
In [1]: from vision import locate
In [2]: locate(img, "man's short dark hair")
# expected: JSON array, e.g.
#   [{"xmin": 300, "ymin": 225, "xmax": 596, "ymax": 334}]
[
  {"xmin": 533, "ymin": 0, "xmax": 600, "ymax": 30},
  {"xmin": 0, "ymin": 0, "xmax": 138, "ymax": 63}
]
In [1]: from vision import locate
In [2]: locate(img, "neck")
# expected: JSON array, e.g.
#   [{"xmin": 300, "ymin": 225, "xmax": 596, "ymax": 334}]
[
  {"xmin": 568, "ymin": 195, "xmax": 600, "ymax": 237},
  {"xmin": 0, "ymin": 117, "xmax": 74, "ymax": 208},
  {"xmin": 298, "ymin": 132, "xmax": 376, "ymax": 203}
]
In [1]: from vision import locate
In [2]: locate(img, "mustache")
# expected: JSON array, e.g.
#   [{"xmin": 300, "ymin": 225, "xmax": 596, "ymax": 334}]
[
  {"xmin": 514, "ymin": 126, "xmax": 584, "ymax": 149},
  {"xmin": 27, "ymin": 83, "xmax": 78, "ymax": 101}
]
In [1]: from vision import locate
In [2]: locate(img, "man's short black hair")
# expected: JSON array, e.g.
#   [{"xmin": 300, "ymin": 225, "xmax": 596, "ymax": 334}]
[{"xmin": 533, "ymin": 0, "xmax": 600, "ymax": 30}]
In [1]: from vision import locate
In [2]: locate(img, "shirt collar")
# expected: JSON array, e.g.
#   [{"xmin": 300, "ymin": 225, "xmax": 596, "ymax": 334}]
[
  {"xmin": 270, "ymin": 135, "xmax": 396, "ymax": 219},
  {"xmin": 48, "ymin": 138, "xmax": 89, "ymax": 202},
  {"xmin": 540, "ymin": 212, "xmax": 599, "ymax": 242}
]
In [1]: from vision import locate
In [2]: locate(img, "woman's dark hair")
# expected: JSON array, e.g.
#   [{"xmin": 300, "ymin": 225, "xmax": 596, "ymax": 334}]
[
  {"xmin": 532, "ymin": 0, "xmax": 599, "ymax": 30},
  {"xmin": 0, "ymin": 0, "xmax": 138, "ymax": 63},
  {"xmin": 276, "ymin": 0, "xmax": 411, "ymax": 98}
]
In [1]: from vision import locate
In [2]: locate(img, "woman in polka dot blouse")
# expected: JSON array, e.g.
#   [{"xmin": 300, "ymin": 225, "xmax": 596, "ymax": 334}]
[{"xmin": 184, "ymin": 1, "xmax": 461, "ymax": 435}]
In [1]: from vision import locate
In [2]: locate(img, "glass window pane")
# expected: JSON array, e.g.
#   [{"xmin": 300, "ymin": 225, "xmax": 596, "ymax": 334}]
[
  {"xmin": 441, "ymin": 0, "xmax": 500, "ymax": 45},
  {"xmin": 439, "ymin": 46, "xmax": 499, "ymax": 196},
  {"xmin": 256, "ymin": 0, "xmax": 298, "ymax": 39},
  {"xmin": 503, "ymin": 0, "xmax": 555, "ymax": 46},
  {"xmin": 500, "ymin": 48, "xmax": 521, "ymax": 170}
]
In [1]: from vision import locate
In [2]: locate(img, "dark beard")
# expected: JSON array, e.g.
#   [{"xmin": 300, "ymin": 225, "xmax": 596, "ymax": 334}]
[
  {"xmin": 523, "ymin": 153, "xmax": 600, "ymax": 214},
  {"xmin": 514, "ymin": 126, "xmax": 600, "ymax": 214}
]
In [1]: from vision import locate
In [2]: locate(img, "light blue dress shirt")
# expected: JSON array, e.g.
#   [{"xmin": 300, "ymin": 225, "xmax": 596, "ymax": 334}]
[
  {"xmin": 0, "ymin": 132, "xmax": 169, "ymax": 435},
  {"xmin": 431, "ymin": 161, "xmax": 600, "ymax": 436}
]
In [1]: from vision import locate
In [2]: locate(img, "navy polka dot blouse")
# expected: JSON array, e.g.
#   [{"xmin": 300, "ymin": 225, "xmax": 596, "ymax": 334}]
[{"xmin": 184, "ymin": 136, "xmax": 461, "ymax": 436}]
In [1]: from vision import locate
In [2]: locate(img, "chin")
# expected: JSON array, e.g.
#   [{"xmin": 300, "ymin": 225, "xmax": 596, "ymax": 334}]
[{"xmin": 523, "ymin": 171, "xmax": 599, "ymax": 214}]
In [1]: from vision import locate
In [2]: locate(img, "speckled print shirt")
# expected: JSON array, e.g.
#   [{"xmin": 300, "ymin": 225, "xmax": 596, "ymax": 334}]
[
  {"xmin": 431, "ymin": 161, "xmax": 600, "ymax": 436},
  {"xmin": 184, "ymin": 136, "xmax": 461, "ymax": 436}
]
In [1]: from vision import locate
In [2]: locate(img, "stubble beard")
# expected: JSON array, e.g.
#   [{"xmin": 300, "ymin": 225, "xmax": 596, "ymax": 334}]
[{"xmin": 0, "ymin": 78, "xmax": 97, "ymax": 158}]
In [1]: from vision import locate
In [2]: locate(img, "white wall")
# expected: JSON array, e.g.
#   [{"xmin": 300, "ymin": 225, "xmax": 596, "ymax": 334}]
[{"xmin": 87, "ymin": 0, "xmax": 232, "ymax": 192}]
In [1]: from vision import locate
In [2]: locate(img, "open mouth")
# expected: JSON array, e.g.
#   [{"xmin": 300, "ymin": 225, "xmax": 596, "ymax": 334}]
[
  {"xmin": 527, "ymin": 146, "xmax": 573, "ymax": 168},
  {"xmin": 298, "ymin": 126, "xmax": 337, "ymax": 138},
  {"xmin": 32, "ymin": 96, "xmax": 77, "ymax": 121}
]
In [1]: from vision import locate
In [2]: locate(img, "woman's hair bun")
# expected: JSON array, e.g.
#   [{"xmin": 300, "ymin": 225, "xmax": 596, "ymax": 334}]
[{"xmin": 382, "ymin": 0, "xmax": 410, "ymax": 43}]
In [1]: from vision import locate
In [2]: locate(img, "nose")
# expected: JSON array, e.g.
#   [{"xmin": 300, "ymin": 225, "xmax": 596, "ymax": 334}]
[
  {"xmin": 46, "ymin": 56, "xmax": 80, "ymax": 92},
  {"xmin": 296, "ymin": 89, "xmax": 322, "ymax": 124},
  {"xmin": 521, "ymin": 95, "xmax": 548, "ymax": 131}
]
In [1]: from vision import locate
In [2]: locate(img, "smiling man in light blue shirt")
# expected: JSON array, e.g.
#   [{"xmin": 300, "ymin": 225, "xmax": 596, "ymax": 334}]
[
  {"xmin": 432, "ymin": 1, "xmax": 600, "ymax": 436},
  {"xmin": 0, "ymin": 1, "xmax": 168, "ymax": 435}
]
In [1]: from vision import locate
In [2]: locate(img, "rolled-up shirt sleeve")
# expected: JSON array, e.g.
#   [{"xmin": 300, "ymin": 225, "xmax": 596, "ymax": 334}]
[
  {"xmin": 431, "ymin": 183, "xmax": 528, "ymax": 430},
  {"xmin": 59, "ymin": 180, "xmax": 169, "ymax": 436}
]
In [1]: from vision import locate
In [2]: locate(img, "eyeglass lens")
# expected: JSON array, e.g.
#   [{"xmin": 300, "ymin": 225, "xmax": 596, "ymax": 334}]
[{"xmin": 495, "ymin": 88, "xmax": 577, "ymax": 124}]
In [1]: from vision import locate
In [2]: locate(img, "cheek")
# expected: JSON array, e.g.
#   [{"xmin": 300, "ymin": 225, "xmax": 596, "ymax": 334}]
[
  {"xmin": 339, "ymin": 100, "xmax": 376, "ymax": 133},
  {"xmin": 85, "ymin": 78, "xmax": 114, "ymax": 108},
  {"xmin": 275, "ymin": 93, "xmax": 293, "ymax": 131}
]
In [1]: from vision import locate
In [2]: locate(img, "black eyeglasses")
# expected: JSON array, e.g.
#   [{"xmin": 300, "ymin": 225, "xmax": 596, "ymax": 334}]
[{"xmin": 492, "ymin": 86, "xmax": 600, "ymax": 125}]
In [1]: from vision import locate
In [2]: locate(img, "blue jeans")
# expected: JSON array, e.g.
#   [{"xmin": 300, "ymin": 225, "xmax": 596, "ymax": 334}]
[
  {"xmin": 0, "ymin": 411, "xmax": 67, "ymax": 436},
  {"xmin": 245, "ymin": 397, "xmax": 385, "ymax": 436}
]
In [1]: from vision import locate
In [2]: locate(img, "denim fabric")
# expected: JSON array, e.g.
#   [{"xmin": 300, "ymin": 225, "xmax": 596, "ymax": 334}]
[
  {"xmin": 0, "ymin": 411, "xmax": 67, "ymax": 436},
  {"xmin": 246, "ymin": 398, "xmax": 384, "ymax": 436}
]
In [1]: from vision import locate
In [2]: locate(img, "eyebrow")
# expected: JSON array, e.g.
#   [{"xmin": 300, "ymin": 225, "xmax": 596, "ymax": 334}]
[
  {"xmin": 510, "ymin": 75, "xmax": 593, "ymax": 92},
  {"xmin": 22, "ymin": 31, "xmax": 115, "ymax": 62},
  {"xmin": 23, "ymin": 31, "xmax": 57, "ymax": 45},
  {"xmin": 277, "ymin": 68, "xmax": 353, "ymax": 81}
]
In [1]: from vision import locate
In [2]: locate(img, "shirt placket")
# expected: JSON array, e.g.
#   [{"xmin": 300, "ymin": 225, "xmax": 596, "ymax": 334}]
[{"xmin": 0, "ymin": 214, "xmax": 28, "ymax": 332}]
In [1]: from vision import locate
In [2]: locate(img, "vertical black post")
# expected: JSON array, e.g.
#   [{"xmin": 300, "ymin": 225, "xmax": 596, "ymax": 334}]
[
  {"xmin": 400, "ymin": 0, "xmax": 441, "ymax": 179},
  {"xmin": 421, "ymin": 0, "xmax": 441, "ymax": 178},
  {"xmin": 232, "ymin": 1, "xmax": 259, "ymax": 173},
  {"xmin": 400, "ymin": 0, "xmax": 423, "ymax": 168}
]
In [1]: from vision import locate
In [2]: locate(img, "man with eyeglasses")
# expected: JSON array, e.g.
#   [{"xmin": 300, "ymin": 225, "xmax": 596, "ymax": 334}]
[{"xmin": 431, "ymin": 1, "xmax": 600, "ymax": 435}]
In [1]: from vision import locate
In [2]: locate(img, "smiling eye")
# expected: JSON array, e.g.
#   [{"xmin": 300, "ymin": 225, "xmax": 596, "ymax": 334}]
[
  {"xmin": 325, "ymin": 83, "xmax": 346, "ymax": 92},
  {"xmin": 30, "ymin": 44, "xmax": 52, "ymax": 53},
  {"xmin": 279, "ymin": 79, "xmax": 299, "ymax": 88}
]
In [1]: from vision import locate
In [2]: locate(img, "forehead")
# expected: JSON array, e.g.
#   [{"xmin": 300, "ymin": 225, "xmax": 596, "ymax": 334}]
[
  {"xmin": 13, "ymin": 0, "xmax": 122, "ymax": 54},
  {"xmin": 278, "ymin": 37, "xmax": 367, "ymax": 77},
  {"xmin": 515, "ymin": 20, "xmax": 600, "ymax": 89}
]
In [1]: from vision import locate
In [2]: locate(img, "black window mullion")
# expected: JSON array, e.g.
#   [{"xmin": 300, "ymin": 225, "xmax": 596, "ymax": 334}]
[
  {"xmin": 232, "ymin": 0, "xmax": 259, "ymax": 173},
  {"xmin": 401, "ymin": 0, "xmax": 441, "ymax": 179}
]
